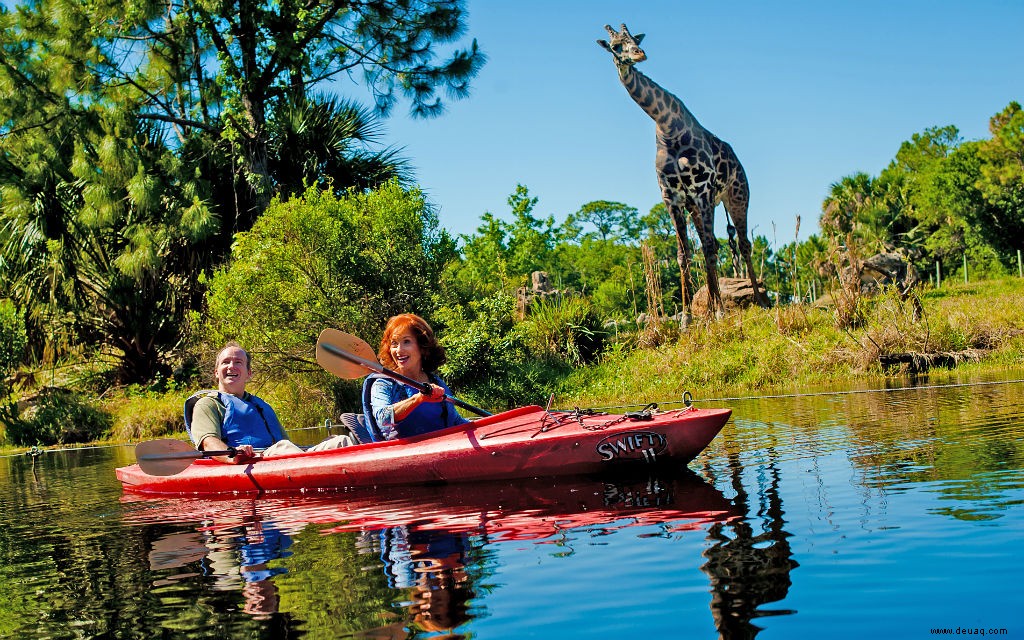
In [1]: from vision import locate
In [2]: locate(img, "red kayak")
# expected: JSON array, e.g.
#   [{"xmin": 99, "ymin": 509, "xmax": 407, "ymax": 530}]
[{"xmin": 116, "ymin": 404, "xmax": 731, "ymax": 496}]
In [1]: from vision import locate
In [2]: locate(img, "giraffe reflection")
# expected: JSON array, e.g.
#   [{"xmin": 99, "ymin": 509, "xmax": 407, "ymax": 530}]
[{"xmin": 702, "ymin": 451, "xmax": 799, "ymax": 638}]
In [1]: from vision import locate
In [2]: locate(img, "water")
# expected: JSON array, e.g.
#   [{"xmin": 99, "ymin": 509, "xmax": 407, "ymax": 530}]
[{"xmin": 1, "ymin": 373, "xmax": 1021, "ymax": 639}]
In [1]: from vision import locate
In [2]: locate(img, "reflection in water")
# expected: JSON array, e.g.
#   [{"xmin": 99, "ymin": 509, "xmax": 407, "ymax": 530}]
[
  {"xmin": 361, "ymin": 526, "xmax": 474, "ymax": 638},
  {"xmin": 123, "ymin": 470, "xmax": 737, "ymax": 635},
  {"xmin": 703, "ymin": 451, "xmax": 798, "ymax": 639},
  {"xmin": 146, "ymin": 509, "xmax": 292, "ymax": 620}
]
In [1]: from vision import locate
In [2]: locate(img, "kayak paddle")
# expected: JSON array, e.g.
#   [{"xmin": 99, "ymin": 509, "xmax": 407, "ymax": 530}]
[
  {"xmin": 134, "ymin": 438, "xmax": 244, "ymax": 476},
  {"xmin": 315, "ymin": 328, "xmax": 492, "ymax": 417}
]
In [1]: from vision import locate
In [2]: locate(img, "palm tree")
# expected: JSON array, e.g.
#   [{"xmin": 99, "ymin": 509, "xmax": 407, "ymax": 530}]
[{"xmin": 268, "ymin": 96, "xmax": 413, "ymax": 199}]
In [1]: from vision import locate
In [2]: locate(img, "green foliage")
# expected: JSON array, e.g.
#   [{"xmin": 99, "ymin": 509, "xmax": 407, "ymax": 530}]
[
  {"xmin": 446, "ymin": 184, "xmax": 571, "ymax": 300},
  {"xmin": 268, "ymin": 96, "xmax": 411, "ymax": 199},
  {"xmin": 436, "ymin": 293, "xmax": 564, "ymax": 410},
  {"xmin": 106, "ymin": 392, "xmax": 183, "ymax": 442},
  {"xmin": 818, "ymin": 106, "xmax": 1024, "ymax": 283},
  {"xmin": 201, "ymin": 181, "xmax": 458, "ymax": 380},
  {"xmin": 518, "ymin": 297, "xmax": 606, "ymax": 367},
  {"xmin": 6, "ymin": 389, "xmax": 112, "ymax": 446},
  {"xmin": 1, "ymin": 0, "xmax": 482, "ymax": 384},
  {"xmin": 0, "ymin": 299, "xmax": 27, "ymax": 431},
  {"xmin": 0, "ymin": 300, "xmax": 26, "ymax": 381}
]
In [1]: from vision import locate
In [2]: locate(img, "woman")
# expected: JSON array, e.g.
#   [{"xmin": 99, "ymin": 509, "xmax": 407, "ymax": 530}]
[{"xmin": 362, "ymin": 314, "xmax": 469, "ymax": 441}]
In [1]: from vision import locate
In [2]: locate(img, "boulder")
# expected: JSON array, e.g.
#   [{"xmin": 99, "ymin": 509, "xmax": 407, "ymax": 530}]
[{"xmin": 692, "ymin": 277, "xmax": 766, "ymax": 316}]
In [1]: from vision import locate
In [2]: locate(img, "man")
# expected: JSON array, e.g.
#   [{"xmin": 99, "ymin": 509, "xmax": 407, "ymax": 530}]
[{"xmin": 186, "ymin": 342, "xmax": 352, "ymax": 464}]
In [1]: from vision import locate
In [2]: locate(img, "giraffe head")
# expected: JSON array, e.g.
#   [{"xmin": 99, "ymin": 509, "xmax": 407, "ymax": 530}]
[{"xmin": 597, "ymin": 23, "xmax": 647, "ymax": 66}]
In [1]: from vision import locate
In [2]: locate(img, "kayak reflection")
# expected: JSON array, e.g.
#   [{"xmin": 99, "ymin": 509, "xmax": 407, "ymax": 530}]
[{"xmin": 123, "ymin": 470, "xmax": 738, "ymax": 631}]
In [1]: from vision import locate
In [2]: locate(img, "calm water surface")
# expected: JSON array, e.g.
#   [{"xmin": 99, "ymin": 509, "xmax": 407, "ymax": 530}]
[{"xmin": 1, "ymin": 372, "xmax": 1022, "ymax": 639}]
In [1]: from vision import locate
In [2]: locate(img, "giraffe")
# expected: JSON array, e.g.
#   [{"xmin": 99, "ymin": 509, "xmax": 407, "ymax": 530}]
[{"xmin": 598, "ymin": 23, "xmax": 766, "ymax": 316}]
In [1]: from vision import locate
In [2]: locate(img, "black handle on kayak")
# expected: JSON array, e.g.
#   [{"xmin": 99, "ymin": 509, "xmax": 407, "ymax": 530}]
[{"xmin": 317, "ymin": 340, "xmax": 492, "ymax": 417}]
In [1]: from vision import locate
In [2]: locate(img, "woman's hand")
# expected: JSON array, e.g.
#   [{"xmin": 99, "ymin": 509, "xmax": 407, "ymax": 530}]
[{"xmin": 419, "ymin": 383, "xmax": 446, "ymax": 404}]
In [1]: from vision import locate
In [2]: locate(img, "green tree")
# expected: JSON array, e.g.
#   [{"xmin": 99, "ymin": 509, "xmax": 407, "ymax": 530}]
[
  {"xmin": 974, "ymin": 101, "xmax": 1024, "ymax": 260},
  {"xmin": 436, "ymin": 292, "xmax": 561, "ymax": 410},
  {"xmin": 201, "ymin": 181, "xmax": 458, "ymax": 380},
  {"xmin": 0, "ymin": 101, "xmax": 220, "ymax": 381},
  {"xmin": 571, "ymin": 200, "xmax": 640, "ymax": 242},
  {"xmin": 1, "ymin": 0, "xmax": 483, "ymax": 382},
  {"xmin": 448, "ymin": 184, "xmax": 561, "ymax": 298},
  {"xmin": 0, "ymin": 0, "xmax": 483, "ymax": 223},
  {"xmin": 267, "ymin": 95, "xmax": 411, "ymax": 200},
  {"xmin": 0, "ymin": 299, "xmax": 27, "ymax": 431}
]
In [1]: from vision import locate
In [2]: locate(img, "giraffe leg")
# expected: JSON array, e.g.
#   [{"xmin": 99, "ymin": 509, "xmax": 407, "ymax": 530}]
[
  {"xmin": 693, "ymin": 204, "xmax": 722, "ymax": 317},
  {"xmin": 667, "ymin": 202, "xmax": 693, "ymax": 312},
  {"xmin": 726, "ymin": 220, "xmax": 742, "ymax": 277},
  {"xmin": 724, "ymin": 179, "xmax": 769, "ymax": 308},
  {"xmin": 660, "ymin": 180, "xmax": 694, "ymax": 314}
]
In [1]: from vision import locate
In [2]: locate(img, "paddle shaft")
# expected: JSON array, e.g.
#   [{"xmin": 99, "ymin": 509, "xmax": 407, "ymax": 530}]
[
  {"xmin": 317, "ymin": 340, "xmax": 492, "ymax": 417},
  {"xmin": 132, "ymin": 438, "xmax": 270, "ymax": 476}
]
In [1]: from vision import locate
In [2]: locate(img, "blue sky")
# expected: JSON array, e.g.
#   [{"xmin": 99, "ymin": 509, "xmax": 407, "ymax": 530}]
[{"xmin": 354, "ymin": 0, "xmax": 1023, "ymax": 249}]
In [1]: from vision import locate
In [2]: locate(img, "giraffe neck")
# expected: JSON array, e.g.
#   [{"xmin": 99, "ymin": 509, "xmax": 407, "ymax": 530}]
[{"xmin": 618, "ymin": 64, "xmax": 703, "ymax": 136}]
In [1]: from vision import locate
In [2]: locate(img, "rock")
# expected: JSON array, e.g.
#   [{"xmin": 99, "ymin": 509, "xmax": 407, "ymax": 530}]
[{"xmin": 692, "ymin": 277, "xmax": 766, "ymax": 316}]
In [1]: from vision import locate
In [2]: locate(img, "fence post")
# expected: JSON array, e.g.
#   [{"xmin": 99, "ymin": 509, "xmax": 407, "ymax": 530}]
[
  {"xmin": 935, "ymin": 261, "xmax": 941, "ymax": 288},
  {"xmin": 1018, "ymin": 249, "xmax": 1022, "ymax": 277},
  {"xmin": 963, "ymin": 254, "xmax": 968, "ymax": 284}
]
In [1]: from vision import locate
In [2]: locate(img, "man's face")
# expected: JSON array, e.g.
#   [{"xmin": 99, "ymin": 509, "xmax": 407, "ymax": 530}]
[{"xmin": 215, "ymin": 347, "xmax": 252, "ymax": 396}]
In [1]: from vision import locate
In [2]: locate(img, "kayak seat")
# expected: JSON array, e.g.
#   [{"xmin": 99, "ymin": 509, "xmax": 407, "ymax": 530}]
[
  {"xmin": 183, "ymin": 389, "xmax": 219, "ymax": 447},
  {"xmin": 338, "ymin": 412, "xmax": 373, "ymax": 445}
]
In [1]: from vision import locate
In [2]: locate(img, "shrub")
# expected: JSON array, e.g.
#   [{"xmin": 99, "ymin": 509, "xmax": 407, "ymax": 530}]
[
  {"xmin": 0, "ymin": 300, "xmax": 28, "ymax": 436},
  {"xmin": 518, "ymin": 296, "xmax": 606, "ymax": 366},
  {"xmin": 105, "ymin": 392, "xmax": 184, "ymax": 442},
  {"xmin": 199, "ymin": 181, "xmax": 458, "ymax": 381},
  {"xmin": 6, "ymin": 388, "xmax": 112, "ymax": 446},
  {"xmin": 436, "ymin": 293, "xmax": 566, "ymax": 410}
]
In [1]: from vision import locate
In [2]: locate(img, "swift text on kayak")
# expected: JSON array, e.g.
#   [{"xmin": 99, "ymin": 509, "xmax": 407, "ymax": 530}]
[{"xmin": 596, "ymin": 431, "xmax": 668, "ymax": 463}]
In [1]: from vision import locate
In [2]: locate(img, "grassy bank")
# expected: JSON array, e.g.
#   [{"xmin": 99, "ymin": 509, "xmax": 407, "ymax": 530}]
[
  {"xmin": 552, "ymin": 277, "xmax": 1024, "ymax": 408},
  {"xmin": 3, "ymin": 278, "xmax": 1023, "ymax": 454}
]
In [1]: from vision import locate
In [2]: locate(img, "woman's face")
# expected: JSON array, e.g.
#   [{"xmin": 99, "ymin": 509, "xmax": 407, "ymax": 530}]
[{"xmin": 389, "ymin": 329, "xmax": 423, "ymax": 376}]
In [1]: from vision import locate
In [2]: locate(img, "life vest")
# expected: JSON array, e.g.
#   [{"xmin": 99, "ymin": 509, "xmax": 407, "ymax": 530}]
[{"xmin": 183, "ymin": 390, "xmax": 286, "ymax": 448}]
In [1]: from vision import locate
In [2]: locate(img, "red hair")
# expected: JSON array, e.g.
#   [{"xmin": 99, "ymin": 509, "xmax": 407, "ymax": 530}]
[{"xmin": 378, "ymin": 313, "xmax": 447, "ymax": 372}]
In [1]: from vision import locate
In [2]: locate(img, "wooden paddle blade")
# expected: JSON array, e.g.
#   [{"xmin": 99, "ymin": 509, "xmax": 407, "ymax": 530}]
[
  {"xmin": 135, "ymin": 438, "xmax": 205, "ymax": 477},
  {"xmin": 316, "ymin": 328, "xmax": 382, "ymax": 379}
]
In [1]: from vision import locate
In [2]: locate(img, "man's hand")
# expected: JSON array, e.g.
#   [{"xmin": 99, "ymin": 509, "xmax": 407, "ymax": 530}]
[
  {"xmin": 231, "ymin": 444, "xmax": 261, "ymax": 464},
  {"xmin": 202, "ymin": 436, "xmax": 261, "ymax": 464}
]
